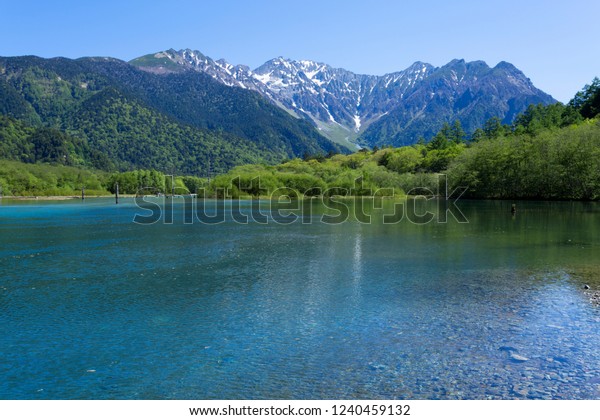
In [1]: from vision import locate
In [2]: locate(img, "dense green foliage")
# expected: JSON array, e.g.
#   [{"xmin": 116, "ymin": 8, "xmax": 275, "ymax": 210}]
[
  {"xmin": 568, "ymin": 77, "xmax": 600, "ymax": 120},
  {"xmin": 441, "ymin": 78, "xmax": 600, "ymax": 199},
  {"xmin": 448, "ymin": 120, "xmax": 600, "ymax": 199},
  {"xmin": 0, "ymin": 115, "xmax": 112, "ymax": 169},
  {"xmin": 0, "ymin": 162, "xmax": 208, "ymax": 197},
  {"xmin": 2, "ymin": 116, "xmax": 598, "ymax": 200},
  {"xmin": 0, "ymin": 55, "xmax": 344, "ymax": 175},
  {"xmin": 105, "ymin": 169, "xmax": 167, "ymax": 194},
  {"xmin": 207, "ymin": 151, "xmax": 442, "ymax": 198},
  {"xmin": 0, "ymin": 160, "xmax": 108, "ymax": 196},
  {"xmin": 66, "ymin": 88, "xmax": 281, "ymax": 173}
]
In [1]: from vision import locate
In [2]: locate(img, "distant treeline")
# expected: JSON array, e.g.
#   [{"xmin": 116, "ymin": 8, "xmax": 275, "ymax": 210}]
[{"xmin": 0, "ymin": 160, "xmax": 108, "ymax": 196}]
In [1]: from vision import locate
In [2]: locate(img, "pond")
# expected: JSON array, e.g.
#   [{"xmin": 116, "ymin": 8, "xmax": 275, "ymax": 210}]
[{"xmin": 0, "ymin": 197, "xmax": 598, "ymax": 399}]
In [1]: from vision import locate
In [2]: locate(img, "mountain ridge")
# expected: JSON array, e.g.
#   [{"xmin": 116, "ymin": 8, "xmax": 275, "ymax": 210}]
[{"xmin": 131, "ymin": 49, "xmax": 555, "ymax": 147}]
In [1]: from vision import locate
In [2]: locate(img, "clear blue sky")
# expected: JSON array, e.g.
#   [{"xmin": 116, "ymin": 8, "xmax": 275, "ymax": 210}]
[{"xmin": 1, "ymin": 0, "xmax": 598, "ymax": 102}]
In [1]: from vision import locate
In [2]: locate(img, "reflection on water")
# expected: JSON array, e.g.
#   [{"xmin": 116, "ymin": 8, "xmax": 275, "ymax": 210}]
[{"xmin": 0, "ymin": 198, "xmax": 598, "ymax": 399}]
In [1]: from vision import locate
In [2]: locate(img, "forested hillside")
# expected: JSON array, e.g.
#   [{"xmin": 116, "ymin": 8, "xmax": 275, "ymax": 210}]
[{"xmin": 0, "ymin": 55, "xmax": 344, "ymax": 175}]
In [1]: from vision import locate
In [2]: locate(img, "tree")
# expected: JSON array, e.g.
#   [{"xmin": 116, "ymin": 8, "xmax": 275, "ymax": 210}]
[
  {"xmin": 384, "ymin": 147, "xmax": 423, "ymax": 173},
  {"xmin": 470, "ymin": 128, "xmax": 485, "ymax": 142},
  {"xmin": 482, "ymin": 117, "xmax": 506, "ymax": 139},
  {"xmin": 422, "ymin": 144, "xmax": 465, "ymax": 173},
  {"xmin": 427, "ymin": 126, "xmax": 450, "ymax": 150},
  {"xmin": 569, "ymin": 77, "xmax": 600, "ymax": 119},
  {"xmin": 450, "ymin": 120, "xmax": 466, "ymax": 143},
  {"xmin": 28, "ymin": 128, "xmax": 69, "ymax": 164},
  {"xmin": 513, "ymin": 103, "xmax": 575, "ymax": 135}
]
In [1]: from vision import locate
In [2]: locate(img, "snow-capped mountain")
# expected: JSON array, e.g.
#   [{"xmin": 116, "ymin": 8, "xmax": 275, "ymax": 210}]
[
  {"xmin": 130, "ymin": 49, "xmax": 276, "ymax": 99},
  {"xmin": 131, "ymin": 49, "xmax": 555, "ymax": 148},
  {"xmin": 251, "ymin": 58, "xmax": 434, "ymax": 139}
]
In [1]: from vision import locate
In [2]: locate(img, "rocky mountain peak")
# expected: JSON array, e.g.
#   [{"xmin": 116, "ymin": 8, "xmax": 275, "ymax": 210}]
[{"xmin": 130, "ymin": 49, "xmax": 555, "ymax": 148}]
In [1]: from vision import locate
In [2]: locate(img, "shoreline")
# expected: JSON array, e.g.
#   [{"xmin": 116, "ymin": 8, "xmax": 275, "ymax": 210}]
[
  {"xmin": 584, "ymin": 289, "xmax": 600, "ymax": 306},
  {"xmin": 566, "ymin": 265, "xmax": 600, "ymax": 306},
  {"xmin": 2, "ymin": 194, "xmax": 600, "ymax": 202},
  {"xmin": 0, "ymin": 195, "xmax": 136, "ymax": 201}
]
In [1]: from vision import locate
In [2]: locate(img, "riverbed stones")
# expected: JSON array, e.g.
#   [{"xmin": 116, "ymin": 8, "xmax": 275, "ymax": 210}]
[
  {"xmin": 583, "ymin": 288, "xmax": 600, "ymax": 305},
  {"xmin": 510, "ymin": 353, "xmax": 529, "ymax": 362},
  {"xmin": 511, "ymin": 385, "xmax": 529, "ymax": 398},
  {"xmin": 499, "ymin": 346, "xmax": 529, "ymax": 363}
]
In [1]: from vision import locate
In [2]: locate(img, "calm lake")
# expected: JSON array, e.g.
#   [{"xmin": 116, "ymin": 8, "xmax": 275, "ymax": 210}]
[{"xmin": 0, "ymin": 198, "xmax": 599, "ymax": 399}]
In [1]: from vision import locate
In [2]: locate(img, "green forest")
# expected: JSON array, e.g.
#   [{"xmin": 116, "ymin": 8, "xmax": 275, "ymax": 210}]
[
  {"xmin": 0, "ymin": 55, "xmax": 343, "ymax": 177},
  {"xmin": 1, "ymin": 77, "xmax": 599, "ymax": 199}
]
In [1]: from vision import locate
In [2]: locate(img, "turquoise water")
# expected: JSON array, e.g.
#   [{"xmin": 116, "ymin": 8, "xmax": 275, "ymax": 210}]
[{"xmin": 0, "ymin": 198, "xmax": 599, "ymax": 399}]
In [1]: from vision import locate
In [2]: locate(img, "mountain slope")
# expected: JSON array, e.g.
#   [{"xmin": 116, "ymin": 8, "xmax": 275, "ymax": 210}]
[
  {"xmin": 0, "ymin": 55, "xmax": 344, "ymax": 174},
  {"xmin": 73, "ymin": 56, "xmax": 341, "ymax": 157},
  {"xmin": 361, "ymin": 59, "xmax": 556, "ymax": 146},
  {"xmin": 131, "ymin": 49, "xmax": 555, "ymax": 147},
  {"xmin": 65, "ymin": 87, "xmax": 283, "ymax": 173}
]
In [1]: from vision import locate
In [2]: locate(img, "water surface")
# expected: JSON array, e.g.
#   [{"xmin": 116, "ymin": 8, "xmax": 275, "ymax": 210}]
[{"xmin": 0, "ymin": 198, "xmax": 599, "ymax": 399}]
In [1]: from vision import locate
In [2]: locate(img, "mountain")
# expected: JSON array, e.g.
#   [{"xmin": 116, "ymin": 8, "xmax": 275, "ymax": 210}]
[
  {"xmin": 0, "ymin": 50, "xmax": 556, "ymax": 174},
  {"xmin": 0, "ymin": 55, "xmax": 344, "ymax": 174},
  {"xmin": 360, "ymin": 59, "xmax": 556, "ymax": 147},
  {"xmin": 131, "ymin": 49, "xmax": 555, "ymax": 147}
]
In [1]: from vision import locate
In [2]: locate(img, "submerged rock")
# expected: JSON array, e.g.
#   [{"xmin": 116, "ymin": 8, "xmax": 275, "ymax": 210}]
[
  {"xmin": 584, "ymin": 289, "xmax": 600, "ymax": 306},
  {"xmin": 511, "ymin": 385, "xmax": 529, "ymax": 398},
  {"xmin": 510, "ymin": 354, "xmax": 529, "ymax": 363},
  {"xmin": 499, "ymin": 346, "xmax": 529, "ymax": 363}
]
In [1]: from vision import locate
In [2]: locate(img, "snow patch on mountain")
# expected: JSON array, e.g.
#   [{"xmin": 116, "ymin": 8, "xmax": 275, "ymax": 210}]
[
  {"xmin": 353, "ymin": 115, "xmax": 361, "ymax": 132},
  {"xmin": 130, "ymin": 49, "xmax": 554, "ymax": 147}
]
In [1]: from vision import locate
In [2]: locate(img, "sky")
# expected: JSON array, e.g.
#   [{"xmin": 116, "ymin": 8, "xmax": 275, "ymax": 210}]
[{"xmin": 1, "ymin": 0, "xmax": 598, "ymax": 102}]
